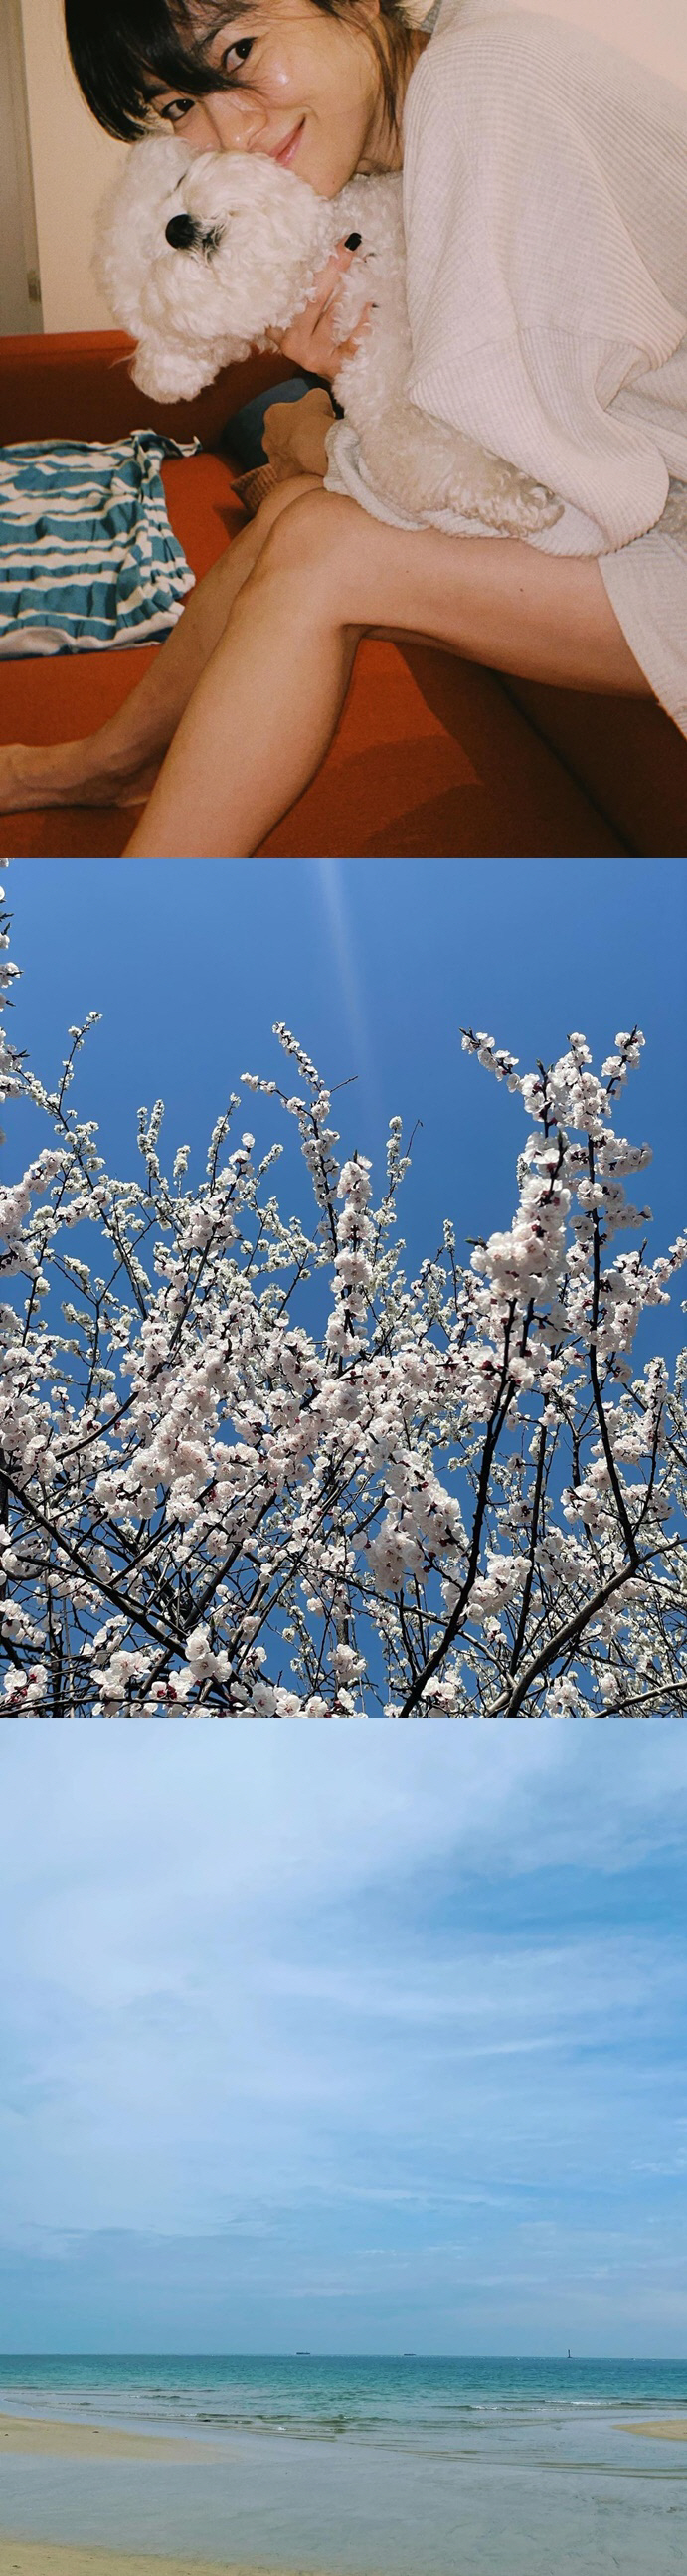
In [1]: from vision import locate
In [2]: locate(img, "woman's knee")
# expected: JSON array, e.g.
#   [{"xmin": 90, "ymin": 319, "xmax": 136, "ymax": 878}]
[
  {"xmin": 255, "ymin": 488, "xmax": 364, "ymax": 603},
  {"xmin": 253, "ymin": 472, "xmax": 323, "ymax": 540}
]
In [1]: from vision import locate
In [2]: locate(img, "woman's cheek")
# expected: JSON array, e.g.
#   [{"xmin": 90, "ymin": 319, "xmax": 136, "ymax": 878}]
[{"xmin": 266, "ymin": 54, "xmax": 299, "ymax": 99}]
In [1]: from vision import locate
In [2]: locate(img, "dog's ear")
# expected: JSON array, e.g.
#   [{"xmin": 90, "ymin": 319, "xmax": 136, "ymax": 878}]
[{"xmin": 130, "ymin": 336, "xmax": 213, "ymax": 402}]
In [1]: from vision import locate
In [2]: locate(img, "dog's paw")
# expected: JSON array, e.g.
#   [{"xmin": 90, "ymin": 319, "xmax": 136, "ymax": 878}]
[
  {"xmin": 460, "ymin": 458, "xmax": 562, "ymax": 535},
  {"xmin": 502, "ymin": 472, "xmax": 563, "ymax": 534}
]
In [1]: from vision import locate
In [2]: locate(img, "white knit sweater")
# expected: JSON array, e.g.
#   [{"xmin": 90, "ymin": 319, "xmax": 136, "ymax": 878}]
[{"xmin": 325, "ymin": 0, "xmax": 687, "ymax": 737}]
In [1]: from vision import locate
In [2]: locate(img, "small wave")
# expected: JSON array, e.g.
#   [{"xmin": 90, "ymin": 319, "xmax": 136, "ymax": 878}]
[{"xmin": 196, "ymin": 2414, "xmax": 238, "ymax": 2424}]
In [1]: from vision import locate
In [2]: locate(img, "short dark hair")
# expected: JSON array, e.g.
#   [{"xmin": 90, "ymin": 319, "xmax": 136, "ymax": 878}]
[{"xmin": 64, "ymin": 0, "xmax": 416, "ymax": 147}]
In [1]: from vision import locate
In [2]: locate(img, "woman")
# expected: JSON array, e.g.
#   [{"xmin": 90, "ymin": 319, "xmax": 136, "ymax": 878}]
[{"xmin": 3, "ymin": 0, "xmax": 686, "ymax": 854}]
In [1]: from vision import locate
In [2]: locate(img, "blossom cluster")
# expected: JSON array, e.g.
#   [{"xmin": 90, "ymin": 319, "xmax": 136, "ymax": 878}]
[{"xmin": 0, "ymin": 897, "xmax": 685, "ymax": 1718}]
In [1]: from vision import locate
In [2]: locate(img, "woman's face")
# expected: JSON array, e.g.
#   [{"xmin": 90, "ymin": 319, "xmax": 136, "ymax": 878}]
[{"xmin": 149, "ymin": 0, "xmax": 400, "ymax": 196}]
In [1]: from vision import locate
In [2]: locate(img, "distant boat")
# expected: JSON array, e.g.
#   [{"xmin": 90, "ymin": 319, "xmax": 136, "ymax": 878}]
[
  {"xmin": 295, "ymin": 2350, "xmax": 311, "ymax": 2357},
  {"xmin": 402, "ymin": 2352, "xmax": 417, "ymax": 2358}
]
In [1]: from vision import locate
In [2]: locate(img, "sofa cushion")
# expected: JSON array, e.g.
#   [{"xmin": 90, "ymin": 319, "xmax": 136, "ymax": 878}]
[
  {"xmin": 258, "ymin": 638, "xmax": 625, "ymax": 858},
  {"xmin": 504, "ymin": 678, "xmax": 687, "ymax": 859}
]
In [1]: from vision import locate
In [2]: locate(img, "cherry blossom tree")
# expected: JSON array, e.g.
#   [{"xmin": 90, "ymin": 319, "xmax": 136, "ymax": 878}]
[{"xmin": 0, "ymin": 886, "xmax": 685, "ymax": 1718}]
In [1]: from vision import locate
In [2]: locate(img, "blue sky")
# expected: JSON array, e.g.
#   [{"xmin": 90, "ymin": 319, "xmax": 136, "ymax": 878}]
[
  {"xmin": 7, "ymin": 860, "xmax": 687, "ymax": 1295},
  {"xmin": 1, "ymin": 1724, "xmax": 686, "ymax": 2356}
]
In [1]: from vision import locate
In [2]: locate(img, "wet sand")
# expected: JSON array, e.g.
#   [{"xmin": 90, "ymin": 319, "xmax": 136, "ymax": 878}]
[
  {"xmin": 621, "ymin": 2420, "xmax": 687, "ymax": 2441},
  {"xmin": 0, "ymin": 2417, "xmax": 222, "ymax": 2464},
  {"xmin": 0, "ymin": 2422, "xmax": 315, "ymax": 2576}
]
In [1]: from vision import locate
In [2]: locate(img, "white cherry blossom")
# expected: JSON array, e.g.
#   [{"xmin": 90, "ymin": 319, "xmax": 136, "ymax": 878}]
[{"xmin": 0, "ymin": 890, "xmax": 684, "ymax": 1717}]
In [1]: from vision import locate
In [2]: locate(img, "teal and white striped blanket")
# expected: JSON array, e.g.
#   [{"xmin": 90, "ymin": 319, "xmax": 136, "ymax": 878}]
[{"xmin": 0, "ymin": 432, "xmax": 197, "ymax": 656}]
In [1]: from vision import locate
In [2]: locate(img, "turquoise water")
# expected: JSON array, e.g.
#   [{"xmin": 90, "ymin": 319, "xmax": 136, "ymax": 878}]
[
  {"xmin": 1, "ymin": 2351, "xmax": 686, "ymax": 2439},
  {"xmin": 0, "ymin": 2355, "xmax": 686, "ymax": 2573}
]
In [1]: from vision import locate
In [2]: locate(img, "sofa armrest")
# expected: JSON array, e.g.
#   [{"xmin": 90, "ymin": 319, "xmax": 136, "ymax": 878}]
[{"xmin": 0, "ymin": 331, "xmax": 298, "ymax": 451}]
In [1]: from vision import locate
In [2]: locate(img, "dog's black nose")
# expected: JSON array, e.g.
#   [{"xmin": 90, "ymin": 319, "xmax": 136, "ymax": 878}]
[{"xmin": 165, "ymin": 213, "xmax": 199, "ymax": 250}]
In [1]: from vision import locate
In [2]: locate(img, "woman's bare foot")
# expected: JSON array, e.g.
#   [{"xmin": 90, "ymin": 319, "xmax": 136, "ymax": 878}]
[{"xmin": 0, "ymin": 740, "xmax": 159, "ymax": 814}]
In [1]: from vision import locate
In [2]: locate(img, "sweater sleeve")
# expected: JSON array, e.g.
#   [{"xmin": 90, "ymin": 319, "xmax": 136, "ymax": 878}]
[{"xmin": 402, "ymin": 19, "xmax": 686, "ymax": 550}]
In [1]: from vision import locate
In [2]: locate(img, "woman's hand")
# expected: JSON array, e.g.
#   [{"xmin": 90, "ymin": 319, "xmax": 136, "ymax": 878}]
[
  {"xmin": 275, "ymin": 238, "xmax": 372, "ymax": 381},
  {"xmin": 262, "ymin": 387, "xmax": 336, "ymax": 484}
]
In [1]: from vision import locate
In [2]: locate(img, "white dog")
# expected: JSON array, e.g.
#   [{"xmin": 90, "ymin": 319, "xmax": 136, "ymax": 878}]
[{"xmin": 95, "ymin": 134, "xmax": 561, "ymax": 537}]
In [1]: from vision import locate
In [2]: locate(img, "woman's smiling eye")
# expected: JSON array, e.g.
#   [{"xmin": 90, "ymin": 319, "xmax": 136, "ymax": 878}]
[
  {"xmin": 157, "ymin": 95, "xmax": 197, "ymax": 123},
  {"xmin": 220, "ymin": 36, "xmax": 256, "ymax": 74},
  {"xmin": 154, "ymin": 35, "xmax": 255, "ymax": 120}
]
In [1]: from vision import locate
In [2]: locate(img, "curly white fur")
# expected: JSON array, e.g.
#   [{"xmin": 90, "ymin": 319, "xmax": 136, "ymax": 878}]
[{"xmin": 95, "ymin": 134, "xmax": 561, "ymax": 536}]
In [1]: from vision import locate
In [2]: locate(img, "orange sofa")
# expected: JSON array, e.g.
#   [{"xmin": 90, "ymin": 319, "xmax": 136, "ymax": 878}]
[{"xmin": 1, "ymin": 329, "xmax": 685, "ymax": 859}]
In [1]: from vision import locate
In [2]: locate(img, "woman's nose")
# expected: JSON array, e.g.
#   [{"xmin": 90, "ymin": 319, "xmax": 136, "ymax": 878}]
[{"xmin": 193, "ymin": 91, "xmax": 266, "ymax": 151}]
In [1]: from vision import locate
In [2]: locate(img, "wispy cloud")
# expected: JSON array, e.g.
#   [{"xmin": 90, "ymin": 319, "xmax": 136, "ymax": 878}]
[
  {"xmin": 0, "ymin": 1729, "xmax": 685, "ymax": 2349},
  {"xmin": 315, "ymin": 860, "xmax": 381, "ymax": 1117}
]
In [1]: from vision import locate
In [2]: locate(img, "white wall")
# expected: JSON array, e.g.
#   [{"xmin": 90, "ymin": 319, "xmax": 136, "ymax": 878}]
[
  {"xmin": 0, "ymin": 0, "xmax": 40, "ymax": 331},
  {"xmin": 19, "ymin": 0, "xmax": 128, "ymax": 332}
]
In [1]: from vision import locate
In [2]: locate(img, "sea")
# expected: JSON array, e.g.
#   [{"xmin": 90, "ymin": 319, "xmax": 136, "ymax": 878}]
[{"xmin": 0, "ymin": 2354, "xmax": 686, "ymax": 2575}]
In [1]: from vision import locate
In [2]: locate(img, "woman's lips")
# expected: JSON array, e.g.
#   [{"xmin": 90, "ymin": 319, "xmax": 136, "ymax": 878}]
[{"xmin": 269, "ymin": 119, "xmax": 305, "ymax": 167}]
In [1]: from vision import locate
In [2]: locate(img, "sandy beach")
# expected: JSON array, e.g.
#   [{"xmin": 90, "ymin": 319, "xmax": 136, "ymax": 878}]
[
  {"xmin": 621, "ymin": 2420, "xmax": 687, "ymax": 2441},
  {"xmin": 0, "ymin": 2418, "xmax": 222, "ymax": 2465},
  {"xmin": 0, "ymin": 2548, "xmax": 282, "ymax": 2576}
]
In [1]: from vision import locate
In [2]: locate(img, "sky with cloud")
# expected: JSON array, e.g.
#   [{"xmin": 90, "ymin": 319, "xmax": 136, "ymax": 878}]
[{"xmin": 1, "ymin": 1724, "xmax": 686, "ymax": 2356}]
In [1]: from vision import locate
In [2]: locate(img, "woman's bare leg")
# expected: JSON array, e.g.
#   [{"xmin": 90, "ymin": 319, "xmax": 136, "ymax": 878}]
[
  {"xmin": 124, "ymin": 490, "xmax": 650, "ymax": 860},
  {"xmin": 0, "ymin": 475, "xmax": 319, "ymax": 815}
]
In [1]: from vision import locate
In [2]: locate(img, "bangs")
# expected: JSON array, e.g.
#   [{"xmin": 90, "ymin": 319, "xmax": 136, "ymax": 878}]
[
  {"xmin": 64, "ymin": 1, "xmax": 247, "ymax": 142},
  {"xmin": 66, "ymin": 0, "xmax": 416, "ymax": 149}
]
